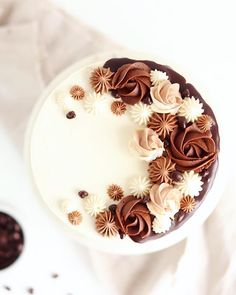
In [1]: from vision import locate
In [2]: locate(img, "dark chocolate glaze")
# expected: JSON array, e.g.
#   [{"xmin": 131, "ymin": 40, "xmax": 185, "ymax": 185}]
[{"xmin": 104, "ymin": 58, "xmax": 220, "ymax": 243}]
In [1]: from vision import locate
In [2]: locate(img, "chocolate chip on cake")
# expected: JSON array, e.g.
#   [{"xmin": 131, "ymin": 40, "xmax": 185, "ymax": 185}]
[
  {"xmin": 201, "ymin": 169, "xmax": 210, "ymax": 178},
  {"xmin": 163, "ymin": 139, "xmax": 170, "ymax": 148},
  {"xmin": 52, "ymin": 273, "xmax": 59, "ymax": 278},
  {"xmin": 177, "ymin": 116, "xmax": 187, "ymax": 129},
  {"xmin": 170, "ymin": 171, "xmax": 184, "ymax": 182},
  {"xmin": 141, "ymin": 96, "xmax": 153, "ymax": 105},
  {"xmin": 27, "ymin": 287, "xmax": 34, "ymax": 294},
  {"xmin": 182, "ymin": 88, "xmax": 190, "ymax": 97},
  {"xmin": 108, "ymin": 204, "xmax": 117, "ymax": 215},
  {"xmin": 78, "ymin": 190, "xmax": 89, "ymax": 198},
  {"xmin": 3, "ymin": 286, "xmax": 11, "ymax": 291},
  {"xmin": 66, "ymin": 111, "xmax": 76, "ymax": 119},
  {"xmin": 143, "ymin": 195, "xmax": 151, "ymax": 203}
]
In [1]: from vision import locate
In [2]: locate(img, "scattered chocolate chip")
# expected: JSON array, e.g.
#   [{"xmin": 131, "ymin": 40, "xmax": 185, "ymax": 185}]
[
  {"xmin": 162, "ymin": 151, "xmax": 168, "ymax": 157},
  {"xmin": 118, "ymin": 230, "xmax": 124, "ymax": 239},
  {"xmin": 52, "ymin": 273, "xmax": 59, "ymax": 278},
  {"xmin": 175, "ymin": 210, "xmax": 186, "ymax": 223},
  {"xmin": 177, "ymin": 116, "xmax": 187, "ymax": 129},
  {"xmin": 141, "ymin": 95, "xmax": 153, "ymax": 105},
  {"xmin": 182, "ymin": 88, "xmax": 190, "ymax": 97},
  {"xmin": 201, "ymin": 169, "xmax": 210, "ymax": 178},
  {"xmin": 27, "ymin": 287, "xmax": 34, "ymax": 294},
  {"xmin": 3, "ymin": 286, "xmax": 11, "ymax": 291},
  {"xmin": 0, "ymin": 212, "xmax": 24, "ymax": 270},
  {"xmin": 111, "ymin": 90, "xmax": 120, "ymax": 98},
  {"xmin": 12, "ymin": 232, "xmax": 20, "ymax": 240},
  {"xmin": 163, "ymin": 139, "xmax": 170, "ymax": 148},
  {"xmin": 78, "ymin": 190, "xmax": 89, "ymax": 198},
  {"xmin": 143, "ymin": 195, "xmax": 150, "ymax": 203},
  {"xmin": 170, "ymin": 171, "xmax": 184, "ymax": 182},
  {"xmin": 108, "ymin": 204, "xmax": 117, "ymax": 215},
  {"xmin": 17, "ymin": 243, "xmax": 23, "ymax": 253},
  {"xmin": 14, "ymin": 224, "xmax": 21, "ymax": 232},
  {"xmin": 66, "ymin": 111, "xmax": 76, "ymax": 119}
]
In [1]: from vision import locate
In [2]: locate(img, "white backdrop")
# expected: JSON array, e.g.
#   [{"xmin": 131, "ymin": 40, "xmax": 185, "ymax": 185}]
[
  {"xmin": 0, "ymin": 0, "xmax": 236, "ymax": 294},
  {"xmin": 53, "ymin": 0, "xmax": 235, "ymax": 149}
]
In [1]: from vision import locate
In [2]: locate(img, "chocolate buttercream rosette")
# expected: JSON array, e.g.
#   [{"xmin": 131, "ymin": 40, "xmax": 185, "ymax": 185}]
[{"xmin": 115, "ymin": 195, "xmax": 152, "ymax": 243}]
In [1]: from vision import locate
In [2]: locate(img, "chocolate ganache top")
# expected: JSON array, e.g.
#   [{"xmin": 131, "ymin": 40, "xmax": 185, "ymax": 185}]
[{"xmin": 104, "ymin": 57, "xmax": 220, "ymax": 243}]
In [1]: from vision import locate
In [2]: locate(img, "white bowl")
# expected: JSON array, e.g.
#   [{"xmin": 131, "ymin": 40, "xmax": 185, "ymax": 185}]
[{"xmin": 25, "ymin": 51, "xmax": 225, "ymax": 255}]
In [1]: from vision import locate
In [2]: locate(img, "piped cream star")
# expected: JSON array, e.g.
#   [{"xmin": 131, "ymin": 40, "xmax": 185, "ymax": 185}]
[{"xmin": 178, "ymin": 96, "xmax": 203, "ymax": 123}]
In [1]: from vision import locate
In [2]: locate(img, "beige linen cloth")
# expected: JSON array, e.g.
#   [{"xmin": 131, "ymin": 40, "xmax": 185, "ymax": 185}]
[{"xmin": 0, "ymin": 1, "xmax": 235, "ymax": 294}]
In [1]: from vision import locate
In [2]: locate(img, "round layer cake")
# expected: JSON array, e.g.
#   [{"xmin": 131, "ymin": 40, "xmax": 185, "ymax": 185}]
[{"xmin": 27, "ymin": 53, "xmax": 220, "ymax": 253}]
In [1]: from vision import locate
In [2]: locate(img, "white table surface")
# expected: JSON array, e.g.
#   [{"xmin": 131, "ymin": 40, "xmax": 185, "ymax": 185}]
[{"xmin": 1, "ymin": 0, "xmax": 235, "ymax": 294}]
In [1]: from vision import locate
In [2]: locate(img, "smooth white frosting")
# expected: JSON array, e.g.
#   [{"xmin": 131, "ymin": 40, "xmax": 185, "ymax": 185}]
[
  {"xmin": 29, "ymin": 59, "xmax": 149, "ymax": 245},
  {"xmin": 60, "ymin": 198, "xmax": 80, "ymax": 214},
  {"xmin": 83, "ymin": 92, "xmax": 106, "ymax": 115},
  {"xmin": 55, "ymin": 90, "xmax": 76, "ymax": 113}
]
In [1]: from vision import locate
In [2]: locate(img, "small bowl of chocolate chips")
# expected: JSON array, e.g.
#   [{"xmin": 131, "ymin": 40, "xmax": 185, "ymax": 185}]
[{"xmin": 0, "ymin": 204, "xmax": 25, "ymax": 271}]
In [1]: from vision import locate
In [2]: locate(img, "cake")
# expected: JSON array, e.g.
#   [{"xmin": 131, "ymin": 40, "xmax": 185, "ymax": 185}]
[{"xmin": 29, "ymin": 54, "xmax": 220, "ymax": 247}]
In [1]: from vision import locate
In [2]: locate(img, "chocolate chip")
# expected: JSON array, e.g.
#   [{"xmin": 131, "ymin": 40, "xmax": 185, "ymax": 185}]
[
  {"xmin": 182, "ymin": 88, "xmax": 190, "ymax": 97},
  {"xmin": 109, "ymin": 204, "xmax": 117, "ymax": 215},
  {"xmin": 163, "ymin": 139, "xmax": 170, "ymax": 148},
  {"xmin": 78, "ymin": 190, "xmax": 88, "ymax": 198},
  {"xmin": 201, "ymin": 169, "xmax": 210, "ymax": 178},
  {"xmin": 27, "ymin": 287, "xmax": 34, "ymax": 294},
  {"xmin": 17, "ymin": 243, "xmax": 23, "ymax": 253},
  {"xmin": 162, "ymin": 151, "xmax": 168, "ymax": 157},
  {"xmin": 175, "ymin": 210, "xmax": 186, "ymax": 223},
  {"xmin": 141, "ymin": 95, "xmax": 153, "ymax": 105},
  {"xmin": 66, "ymin": 111, "xmax": 76, "ymax": 119},
  {"xmin": 52, "ymin": 273, "xmax": 59, "ymax": 278},
  {"xmin": 14, "ymin": 224, "xmax": 21, "ymax": 232},
  {"xmin": 0, "ymin": 231, "xmax": 8, "ymax": 246},
  {"xmin": 12, "ymin": 232, "xmax": 20, "ymax": 240},
  {"xmin": 118, "ymin": 230, "xmax": 124, "ymax": 239},
  {"xmin": 170, "ymin": 171, "xmax": 183, "ymax": 182},
  {"xmin": 111, "ymin": 90, "xmax": 120, "ymax": 98},
  {"xmin": 143, "ymin": 195, "xmax": 150, "ymax": 203},
  {"xmin": 3, "ymin": 286, "xmax": 11, "ymax": 291},
  {"xmin": 177, "ymin": 116, "xmax": 187, "ymax": 129}
]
